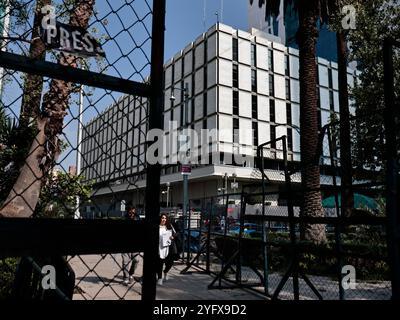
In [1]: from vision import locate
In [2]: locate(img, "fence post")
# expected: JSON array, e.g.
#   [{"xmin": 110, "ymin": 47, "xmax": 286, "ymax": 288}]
[
  {"xmin": 142, "ymin": 0, "xmax": 166, "ymax": 301},
  {"xmin": 206, "ymin": 197, "xmax": 213, "ymax": 273},
  {"xmin": 259, "ymin": 144, "xmax": 269, "ymax": 295},
  {"xmin": 282, "ymin": 136, "xmax": 299, "ymax": 300},
  {"xmin": 327, "ymin": 126, "xmax": 345, "ymax": 300},
  {"xmin": 383, "ymin": 37, "xmax": 400, "ymax": 300}
]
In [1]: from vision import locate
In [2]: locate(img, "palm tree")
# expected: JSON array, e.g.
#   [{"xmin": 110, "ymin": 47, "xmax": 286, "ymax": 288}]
[
  {"xmin": 19, "ymin": 0, "xmax": 50, "ymax": 128},
  {"xmin": 0, "ymin": 0, "xmax": 95, "ymax": 217},
  {"xmin": 250, "ymin": 0, "xmax": 346, "ymax": 243},
  {"xmin": 336, "ymin": 30, "xmax": 353, "ymax": 217}
]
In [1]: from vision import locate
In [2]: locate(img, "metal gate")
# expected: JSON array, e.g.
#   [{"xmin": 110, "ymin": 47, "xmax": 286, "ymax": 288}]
[{"xmin": 0, "ymin": 0, "xmax": 165, "ymax": 300}]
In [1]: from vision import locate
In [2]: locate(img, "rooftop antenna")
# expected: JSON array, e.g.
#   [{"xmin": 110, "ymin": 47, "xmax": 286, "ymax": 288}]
[
  {"xmin": 220, "ymin": 0, "xmax": 224, "ymax": 23},
  {"xmin": 203, "ymin": 0, "xmax": 206, "ymax": 32},
  {"xmin": 215, "ymin": 11, "xmax": 219, "ymax": 24}
]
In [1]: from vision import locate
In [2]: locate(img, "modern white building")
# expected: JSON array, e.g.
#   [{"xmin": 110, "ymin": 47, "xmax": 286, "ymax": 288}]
[{"xmin": 81, "ymin": 23, "xmax": 357, "ymax": 216}]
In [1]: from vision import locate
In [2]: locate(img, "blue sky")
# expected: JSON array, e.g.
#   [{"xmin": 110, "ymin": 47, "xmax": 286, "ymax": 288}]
[
  {"xmin": 62, "ymin": 0, "xmax": 250, "ymax": 170},
  {"xmin": 164, "ymin": 0, "xmax": 248, "ymax": 61}
]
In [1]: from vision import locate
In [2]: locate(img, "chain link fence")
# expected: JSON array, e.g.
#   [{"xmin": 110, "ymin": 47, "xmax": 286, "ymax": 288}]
[
  {"xmin": 179, "ymin": 114, "xmax": 394, "ymax": 300},
  {"xmin": 0, "ymin": 0, "xmax": 164, "ymax": 300}
]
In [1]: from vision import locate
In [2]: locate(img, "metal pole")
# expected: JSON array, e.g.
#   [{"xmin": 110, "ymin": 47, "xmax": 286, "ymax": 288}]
[
  {"xmin": 282, "ymin": 136, "xmax": 299, "ymax": 300},
  {"xmin": 74, "ymin": 81, "xmax": 83, "ymax": 219},
  {"xmin": 258, "ymin": 145, "xmax": 269, "ymax": 295},
  {"xmin": 224, "ymin": 173, "xmax": 228, "ymax": 197},
  {"xmin": 182, "ymin": 83, "xmax": 190, "ymax": 265},
  {"xmin": 327, "ymin": 126, "xmax": 344, "ymax": 300},
  {"xmin": 142, "ymin": 0, "xmax": 166, "ymax": 301},
  {"xmin": 0, "ymin": 0, "xmax": 10, "ymax": 99},
  {"xmin": 166, "ymin": 182, "xmax": 170, "ymax": 207},
  {"xmin": 383, "ymin": 37, "xmax": 400, "ymax": 300}
]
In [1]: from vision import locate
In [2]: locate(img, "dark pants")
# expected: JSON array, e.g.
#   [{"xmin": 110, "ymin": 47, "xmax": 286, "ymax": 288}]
[
  {"xmin": 122, "ymin": 253, "xmax": 139, "ymax": 279},
  {"xmin": 157, "ymin": 255, "xmax": 174, "ymax": 279}
]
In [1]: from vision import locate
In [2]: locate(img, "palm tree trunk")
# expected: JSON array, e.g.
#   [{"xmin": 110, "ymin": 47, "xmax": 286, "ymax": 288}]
[
  {"xmin": 298, "ymin": 1, "xmax": 326, "ymax": 243},
  {"xmin": 0, "ymin": 0, "xmax": 95, "ymax": 217},
  {"xmin": 19, "ymin": 0, "xmax": 50, "ymax": 127},
  {"xmin": 337, "ymin": 31, "xmax": 353, "ymax": 217}
]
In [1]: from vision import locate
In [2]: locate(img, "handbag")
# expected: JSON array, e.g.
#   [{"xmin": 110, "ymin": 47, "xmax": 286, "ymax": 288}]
[{"xmin": 168, "ymin": 226, "xmax": 180, "ymax": 260}]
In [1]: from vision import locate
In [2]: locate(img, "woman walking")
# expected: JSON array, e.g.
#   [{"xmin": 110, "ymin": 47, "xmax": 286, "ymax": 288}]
[{"xmin": 157, "ymin": 213, "xmax": 176, "ymax": 285}]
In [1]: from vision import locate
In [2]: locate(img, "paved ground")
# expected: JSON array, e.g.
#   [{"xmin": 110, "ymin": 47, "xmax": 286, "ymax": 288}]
[
  {"xmin": 68, "ymin": 254, "xmax": 268, "ymax": 301},
  {"xmin": 68, "ymin": 254, "xmax": 391, "ymax": 300}
]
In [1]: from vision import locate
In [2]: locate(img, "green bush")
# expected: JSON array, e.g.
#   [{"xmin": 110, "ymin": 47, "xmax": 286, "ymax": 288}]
[
  {"xmin": 0, "ymin": 258, "xmax": 18, "ymax": 300},
  {"xmin": 214, "ymin": 224, "xmax": 389, "ymax": 281}
]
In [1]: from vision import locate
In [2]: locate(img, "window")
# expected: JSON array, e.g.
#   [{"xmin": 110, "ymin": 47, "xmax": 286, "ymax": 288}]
[
  {"xmin": 269, "ymin": 74, "xmax": 274, "ymax": 96},
  {"xmin": 270, "ymin": 125, "xmax": 276, "ymax": 148},
  {"xmin": 252, "ymin": 95, "xmax": 258, "ymax": 119},
  {"xmin": 181, "ymin": 56, "xmax": 185, "ymax": 78},
  {"xmin": 233, "ymin": 38, "xmax": 238, "ymax": 62},
  {"xmin": 180, "ymin": 105, "xmax": 184, "ymax": 127},
  {"xmin": 251, "ymin": 69, "xmax": 257, "ymax": 92},
  {"xmin": 170, "ymin": 90, "xmax": 174, "ymax": 110},
  {"xmin": 233, "ymin": 64, "xmax": 239, "ymax": 88},
  {"xmin": 220, "ymin": 152, "xmax": 225, "ymax": 165},
  {"xmin": 203, "ymin": 92, "xmax": 207, "ymax": 117},
  {"xmin": 204, "ymin": 66, "xmax": 208, "ymax": 90},
  {"xmin": 163, "ymin": 70, "xmax": 166, "ymax": 89},
  {"xmin": 285, "ymin": 55, "xmax": 290, "ymax": 76},
  {"xmin": 317, "ymin": 110, "xmax": 322, "ymax": 129},
  {"xmin": 270, "ymin": 99, "xmax": 275, "ymax": 123},
  {"xmin": 251, "ymin": 43, "xmax": 256, "ymax": 66},
  {"xmin": 287, "ymin": 128, "xmax": 293, "ymax": 151},
  {"xmin": 204, "ymin": 37, "xmax": 208, "ymax": 64},
  {"xmin": 233, "ymin": 90, "xmax": 239, "ymax": 116},
  {"xmin": 191, "ymin": 99, "xmax": 195, "ymax": 123},
  {"xmin": 328, "ymin": 68, "xmax": 333, "ymax": 88},
  {"xmin": 286, "ymin": 103, "xmax": 292, "ymax": 125},
  {"xmin": 268, "ymin": 49, "xmax": 274, "ymax": 71},
  {"xmin": 329, "ymin": 90, "xmax": 334, "ymax": 111},
  {"xmin": 252, "ymin": 122, "xmax": 258, "ymax": 146},
  {"xmin": 285, "ymin": 79, "xmax": 290, "ymax": 100},
  {"xmin": 233, "ymin": 118, "xmax": 239, "ymax": 144}
]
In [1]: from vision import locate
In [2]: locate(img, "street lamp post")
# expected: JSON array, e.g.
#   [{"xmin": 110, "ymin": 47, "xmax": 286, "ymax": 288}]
[
  {"xmin": 231, "ymin": 173, "xmax": 238, "ymax": 193},
  {"xmin": 223, "ymin": 173, "xmax": 228, "ymax": 205},
  {"xmin": 171, "ymin": 83, "xmax": 191, "ymax": 264},
  {"xmin": 75, "ymin": 80, "xmax": 84, "ymax": 219},
  {"xmin": 166, "ymin": 182, "xmax": 170, "ymax": 207}
]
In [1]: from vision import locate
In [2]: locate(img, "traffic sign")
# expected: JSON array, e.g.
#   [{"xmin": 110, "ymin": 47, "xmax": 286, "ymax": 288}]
[{"xmin": 181, "ymin": 164, "xmax": 191, "ymax": 175}]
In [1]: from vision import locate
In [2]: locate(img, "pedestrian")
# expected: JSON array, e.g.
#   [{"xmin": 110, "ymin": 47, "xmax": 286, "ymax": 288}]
[
  {"xmin": 157, "ymin": 213, "xmax": 177, "ymax": 285},
  {"xmin": 121, "ymin": 206, "xmax": 141, "ymax": 285}
]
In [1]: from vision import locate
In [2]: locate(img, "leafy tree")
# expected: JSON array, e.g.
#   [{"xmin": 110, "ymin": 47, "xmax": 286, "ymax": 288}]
[
  {"xmin": 0, "ymin": 104, "xmax": 36, "ymax": 206},
  {"xmin": 249, "ymin": 0, "xmax": 350, "ymax": 243},
  {"xmin": 1, "ymin": 104, "xmax": 91, "ymax": 217},
  {"xmin": 36, "ymin": 171, "xmax": 92, "ymax": 218},
  {"xmin": 347, "ymin": 0, "xmax": 400, "ymax": 179},
  {"xmin": 0, "ymin": 258, "xmax": 18, "ymax": 299},
  {"xmin": 0, "ymin": 0, "xmax": 96, "ymax": 217}
]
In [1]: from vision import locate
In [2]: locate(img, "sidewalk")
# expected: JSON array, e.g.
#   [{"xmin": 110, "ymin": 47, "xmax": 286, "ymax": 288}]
[
  {"xmin": 69, "ymin": 254, "xmax": 268, "ymax": 301},
  {"xmin": 156, "ymin": 261, "xmax": 268, "ymax": 300}
]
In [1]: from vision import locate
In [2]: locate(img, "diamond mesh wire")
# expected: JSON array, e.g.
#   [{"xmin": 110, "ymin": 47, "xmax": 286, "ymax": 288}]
[{"xmin": 0, "ymin": 0, "xmax": 154, "ymax": 300}]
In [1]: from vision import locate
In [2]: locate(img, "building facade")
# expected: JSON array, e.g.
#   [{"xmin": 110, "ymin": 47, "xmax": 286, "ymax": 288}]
[{"xmin": 81, "ymin": 23, "xmax": 356, "ymax": 216}]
